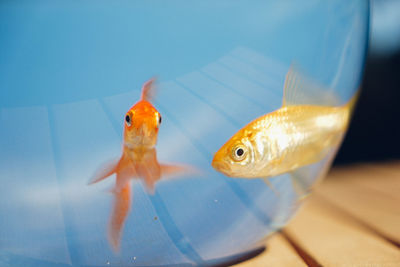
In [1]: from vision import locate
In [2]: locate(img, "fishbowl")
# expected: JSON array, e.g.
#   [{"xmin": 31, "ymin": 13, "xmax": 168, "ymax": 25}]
[{"xmin": 0, "ymin": 0, "xmax": 369, "ymax": 266}]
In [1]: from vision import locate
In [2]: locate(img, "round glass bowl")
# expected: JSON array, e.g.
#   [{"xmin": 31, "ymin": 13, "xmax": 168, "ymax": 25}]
[{"xmin": 0, "ymin": 1, "xmax": 369, "ymax": 266}]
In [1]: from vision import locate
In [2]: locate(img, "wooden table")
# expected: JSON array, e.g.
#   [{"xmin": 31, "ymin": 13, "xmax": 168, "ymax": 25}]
[{"xmin": 234, "ymin": 161, "xmax": 400, "ymax": 266}]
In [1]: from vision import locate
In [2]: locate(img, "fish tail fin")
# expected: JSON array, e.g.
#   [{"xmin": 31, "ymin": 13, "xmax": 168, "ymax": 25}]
[
  {"xmin": 141, "ymin": 77, "xmax": 157, "ymax": 101},
  {"xmin": 262, "ymin": 177, "xmax": 280, "ymax": 196},
  {"xmin": 88, "ymin": 158, "xmax": 120, "ymax": 185},
  {"xmin": 108, "ymin": 181, "xmax": 132, "ymax": 253},
  {"xmin": 340, "ymin": 90, "xmax": 360, "ymax": 130},
  {"xmin": 344, "ymin": 90, "xmax": 360, "ymax": 114}
]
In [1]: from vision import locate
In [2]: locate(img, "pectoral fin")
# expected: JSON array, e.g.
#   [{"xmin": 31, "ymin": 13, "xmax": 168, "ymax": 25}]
[
  {"xmin": 289, "ymin": 167, "xmax": 312, "ymax": 200},
  {"xmin": 262, "ymin": 177, "xmax": 280, "ymax": 196},
  {"xmin": 140, "ymin": 163, "xmax": 198, "ymax": 195},
  {"xmin": 88, "ymin": 158, "xmax": 120, "ymax": 185},
  {"xmin": 160, "ymin": 163, "xmax": 200, "ymax": 178},
  {"xmin": 283, "ymin": 65, "xmax": 340, "ymax": 107}
]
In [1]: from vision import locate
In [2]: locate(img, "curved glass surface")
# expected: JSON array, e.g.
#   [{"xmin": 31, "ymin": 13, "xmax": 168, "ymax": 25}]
[{"xmin": 0, "ymin": 1, "xmax": 369, "ymax": 266}]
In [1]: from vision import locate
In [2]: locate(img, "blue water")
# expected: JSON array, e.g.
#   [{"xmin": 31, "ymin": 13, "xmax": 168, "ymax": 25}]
[{"xmin": 0, "ymin": 1, "xmax": 369, "ymax": 266}]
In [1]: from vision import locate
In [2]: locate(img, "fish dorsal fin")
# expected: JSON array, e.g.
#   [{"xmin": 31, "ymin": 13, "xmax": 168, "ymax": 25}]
[
  {"xmin": 283, "ymin": 65, "xmax": 340, "ymax": 107},
  {"xmin": 141, "ymin": 77, "xmax": 157, "ymax": 101}
]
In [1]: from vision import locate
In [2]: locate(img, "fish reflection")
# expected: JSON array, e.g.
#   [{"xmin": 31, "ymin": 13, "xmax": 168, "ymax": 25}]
[
  {"xmin": 212, "ymin": 66, "xmax": 358, "ymax": 197},
  {"xmin": 89, "ymin": 78, "xmax": 191, "ymax": 252}
]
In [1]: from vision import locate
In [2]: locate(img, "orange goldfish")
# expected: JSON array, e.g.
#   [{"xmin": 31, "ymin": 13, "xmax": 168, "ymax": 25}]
[
  {"xmin": 89, "ymin": 78, "xmax": 191, "ymax": 252},
  {"xmin": 212, "ymin": 66, "xmax": 358, "ymax": 197}
]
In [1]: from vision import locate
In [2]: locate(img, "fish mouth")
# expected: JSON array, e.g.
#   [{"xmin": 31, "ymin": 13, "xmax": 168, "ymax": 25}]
[{"xmin": 211, "ymin": 158, "xmax": 231, "ymax": 175}]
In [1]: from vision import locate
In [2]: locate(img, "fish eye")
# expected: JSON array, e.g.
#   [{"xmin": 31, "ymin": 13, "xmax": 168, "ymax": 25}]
[
  {"xmin": 159, "ymin": 115, "xmax": 162, "ymax": 124},
  {"xmin": 232, "ymin": 145, "xmax": 247, "ymax": 161},
  {"xmin": 236, "ymin": 148, "xmax": 244, "ymax": 157},
  {"xmin": 125, "ymin": 114, "xmax": 131, "ymax": 126}
]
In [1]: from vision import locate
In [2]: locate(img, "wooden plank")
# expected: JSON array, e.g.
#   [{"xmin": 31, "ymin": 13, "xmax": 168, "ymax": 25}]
[
  {"xmin": 233, "ymin": 234, "xmax": 306, "ymax": 267},
  {"xmin": 365, "ymin": 163, "xmax": 400, "ymax": 190},
  {"xmin": 368, "ymin": 161, "xmax": 400, "ymax": 174},
  {"xmin": 317, "ymin": 170, "xmax": 400, "ymax": 244},
  {"xmin": 327, "ymin": 166, "xmax": 400, "ymax": 202},
  {"xmin": 284, "ymin": 195, "xmax": 400, "ymax": 266}
]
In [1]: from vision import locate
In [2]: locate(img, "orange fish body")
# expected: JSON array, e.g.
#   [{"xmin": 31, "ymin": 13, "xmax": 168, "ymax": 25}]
[{"xmin": 89, "ymin": 79, "xmax": 189, "ymax": 252}]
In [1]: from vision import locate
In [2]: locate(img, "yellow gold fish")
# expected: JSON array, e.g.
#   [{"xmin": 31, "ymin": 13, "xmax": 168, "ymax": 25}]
[{"xmin": 211, "ymin": 66, "xmax": 358, "ymax": 196}]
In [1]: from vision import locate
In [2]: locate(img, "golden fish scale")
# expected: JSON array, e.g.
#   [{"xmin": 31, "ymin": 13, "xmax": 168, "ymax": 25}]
[{"xmin": 245, "ymin": 104, "xmax": 350, "ymax": 177}]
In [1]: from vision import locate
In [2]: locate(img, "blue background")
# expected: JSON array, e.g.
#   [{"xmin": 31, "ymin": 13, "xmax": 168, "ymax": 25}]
[{"xmin": 0, "ymin": 1, "xmax": 368, "ymax": 266}]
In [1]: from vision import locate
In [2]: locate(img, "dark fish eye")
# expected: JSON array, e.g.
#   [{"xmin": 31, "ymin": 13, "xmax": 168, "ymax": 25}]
[
  {"xmin": 159, "ymin": 115, "xmax": 162, "ymax": 124},
  {"xmin": 232, "ymin": 145, "xmax": 246, "ymax": 161},
  {"xmin": 125, "ymin": 114, "xmax": 131, "ymax": 126},
  {"xmin": 236, "ymin": 148, "xmax": 244, "ymax": 157}
]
